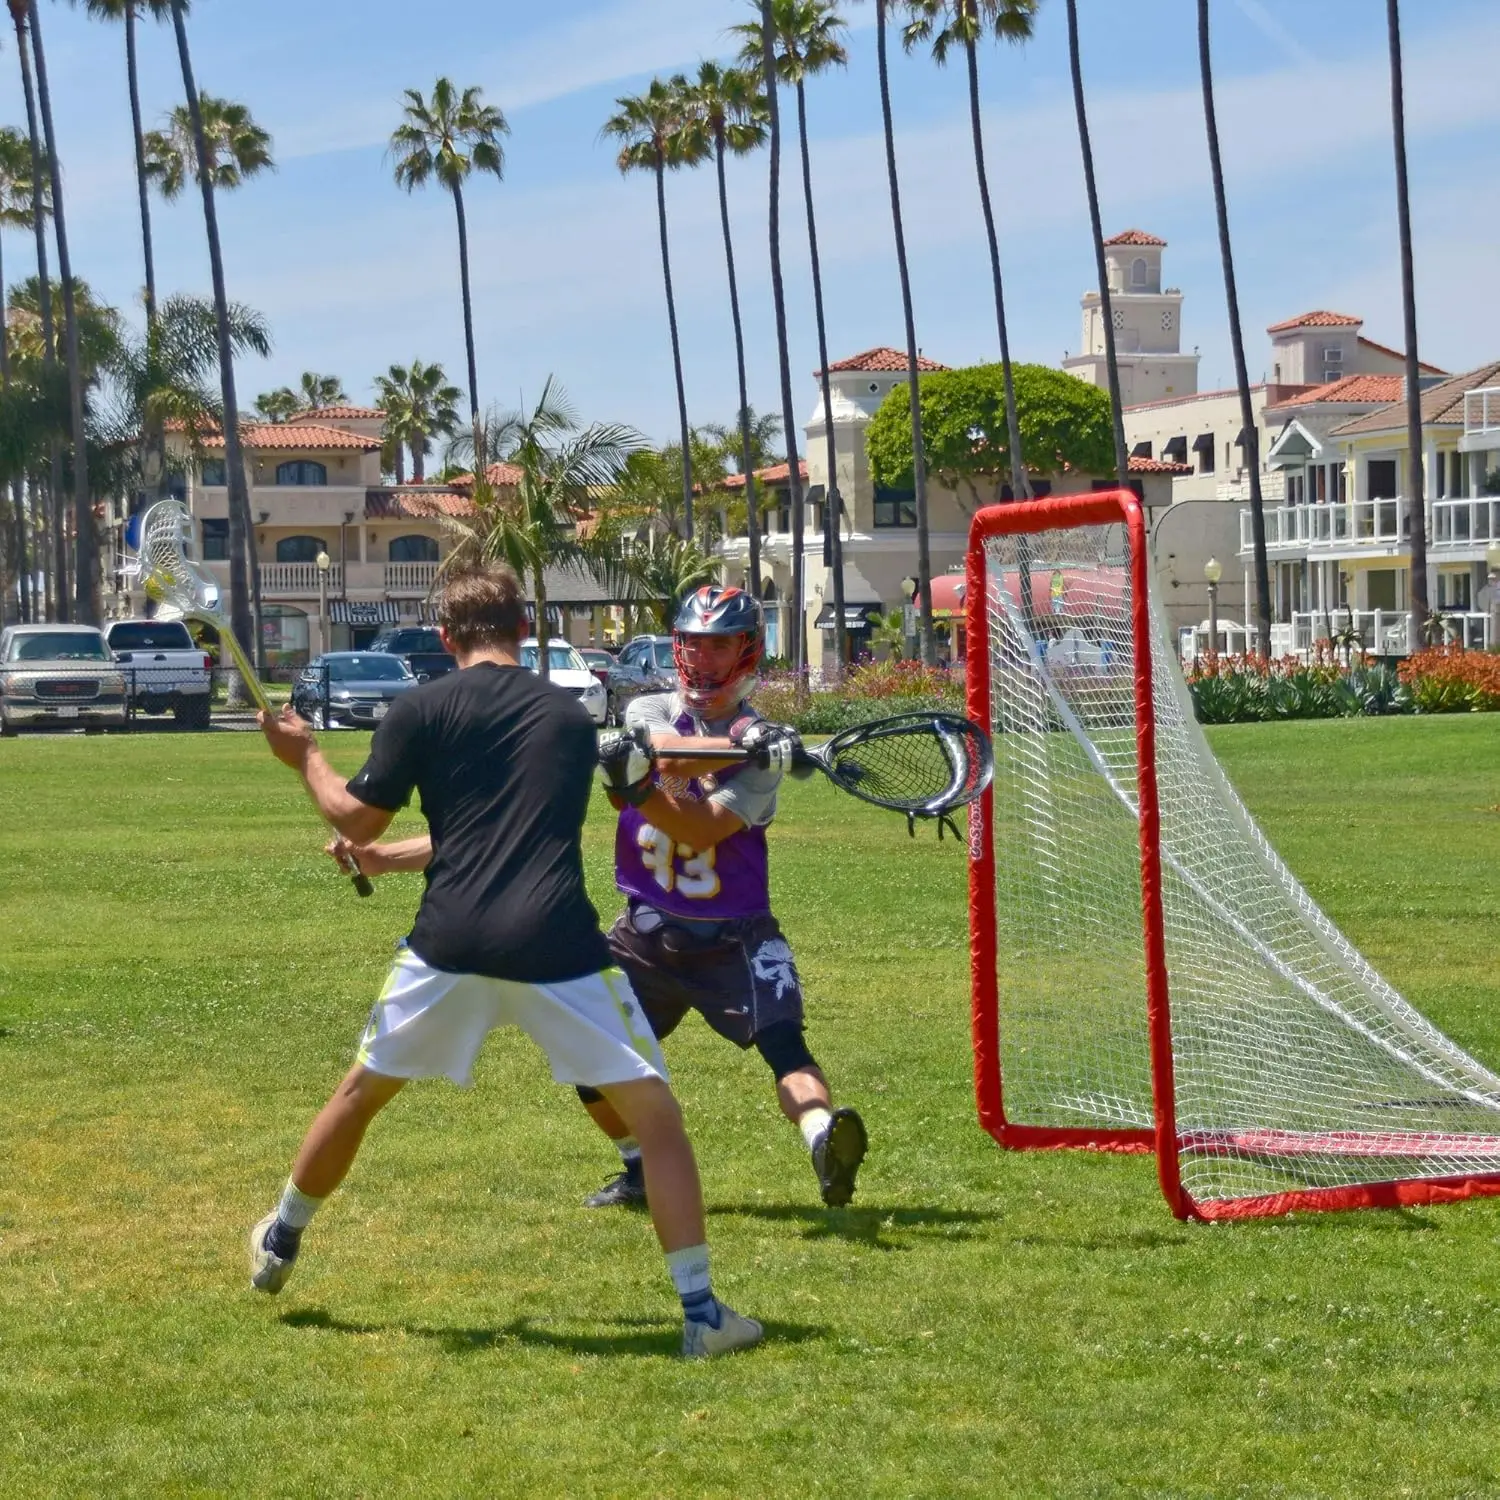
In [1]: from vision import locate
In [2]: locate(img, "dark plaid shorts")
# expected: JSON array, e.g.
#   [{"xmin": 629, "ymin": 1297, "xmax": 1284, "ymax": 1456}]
[{"xmin": 605, "ymin": 903, "xmax": 806, "ymax": 1049}]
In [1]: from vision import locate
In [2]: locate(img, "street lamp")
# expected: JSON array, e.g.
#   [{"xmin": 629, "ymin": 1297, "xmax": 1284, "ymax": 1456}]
[
  {"xmin": 1203, "ymin": 556, "xmax": 1222, "ymax": 656},
  {"xmin": 315, "ymin": 548, "xmax": 331, "ymax": 657},
  {"xmin": 1486, "ymin": 539, "xmax": 1500, "ymax": 651}
]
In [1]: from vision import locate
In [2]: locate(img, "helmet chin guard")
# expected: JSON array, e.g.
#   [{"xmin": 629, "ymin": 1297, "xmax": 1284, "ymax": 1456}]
[{"xmin": 672, "ymin": 585, "xmax": 764, "ymax": 714}]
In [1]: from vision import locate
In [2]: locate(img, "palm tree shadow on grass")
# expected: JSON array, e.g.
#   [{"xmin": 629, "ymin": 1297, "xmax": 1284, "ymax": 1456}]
[
  {"xmin": 709, "ymin": 1200, "xmax": 995, "ymax": 1251},
  {"xmin": 279, "ymin": 1306, "xmax": 826, "ymax": 1358}
]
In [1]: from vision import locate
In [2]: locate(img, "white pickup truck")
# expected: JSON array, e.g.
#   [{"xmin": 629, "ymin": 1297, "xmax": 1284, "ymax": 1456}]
[{"xmin": 103, "ymin": 619, "xmax": 214, "ymax": 730}]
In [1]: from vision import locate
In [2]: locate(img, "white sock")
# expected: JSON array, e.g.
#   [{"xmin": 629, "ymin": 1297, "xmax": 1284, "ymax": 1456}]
[
  {"xmin": 665, "ymin": 1244, "xmax": 719, "ymax": 1326},
  {"xmin": 276, "ymin": 1180, "xmax": 324, "ymax": 1231},
  {"xmin": 616, "ymin": 1136, "xmax": 642, "ymax": 1166},
  {"xmin": 799, "ymin": 1107, "xmax": 833, "ymax": 1152}
]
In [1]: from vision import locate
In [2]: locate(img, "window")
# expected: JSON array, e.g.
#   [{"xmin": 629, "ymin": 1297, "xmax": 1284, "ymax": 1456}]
[
  {"xmin": 200, "ymin": 459, "xmax": 226, "ymax": 486},
  {"xmin": 521, "ymin": 643, "xmax": 589, "ymax": 674},
  {"xmin": 1130, "ymin": 440, "xmax": 1153, "ymax": 460},
  {"xmin": 8, "ymin": 631, "xmax": 109, "ymax": 662},
  {"xmin": 1112, "ymin": 308, "xmax": 1125, "ymax": 331},
  {"xmin": 108, "ymin": 622, "xmax": 194, "ymax": 652},
  {"xmin": 1437, "ymin": 571, "xmax": 1473, "ymax": 610},
  {"xmin": 1367, "ymin": 459, "xmax": 1398, "ymax": 500},
  {"xmin": 873, "ymin": 486, "xmax": 917, "ymax": 528},
  {"xmin": 201, "ymin": 518, "xmax": 229, "ymax": 561},
  {"xmin": 1131, "ymin": 258, "xmax": 1148, "ymax": 288},
  {"xmin": 275, "ymin": 460, "xmax": 327, "ymax": 486},
  {"xmin": 388, "ymin": 534, "xmax": 439, "ymax": 563},
  {"xmin": 1366, "ymin": 569, "xmax": 1399, "ymax": 612},
  {"xmin": 328, "ymin": 655, "xmax": 412, "ymax": 682},
  {"xmin": 276, "ymin": 535, "xmax": 328, "ymax": 564},
  {"xmin": 1191, "ymin": 433, "xmax": 1215, "ymax": 475},
  {"xmin": 1161, "ymin": 310, "xmax": 1174, "ymax": 332}
]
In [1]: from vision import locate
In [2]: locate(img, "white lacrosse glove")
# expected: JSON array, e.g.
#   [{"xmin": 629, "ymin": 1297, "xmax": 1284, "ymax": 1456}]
[{"xmin": 596, "ymin": 728, "xmax": 654, "ymax": 807}]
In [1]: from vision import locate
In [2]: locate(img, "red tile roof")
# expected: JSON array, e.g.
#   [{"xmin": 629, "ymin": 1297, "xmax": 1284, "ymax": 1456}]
[
  {"xmin": 1103, "ymin": 229, "xmax": 1166, "ymax": 247},
  {"xmin": 1272, "ymin": 374, "xmax": 1407, "ymax": 409},
  {"xmin": 1128, "ymin": 455, "xmax": 1193, "ymax": 475},
  {"xmin": 200, "ymin": 423, "xmax": 382, "ymax": 453},
  {"xmin": 286, "ymin": 405, "xmax": 385, "ymax": 423},
  {"xmin": 821, "ymin": 347, "xmax": 949, "ymax": 375},
  {"xmin": 450, "ymin": 462, "xmax": 525, "ymax": 490},
  {"xmin": 719, "ymin": 460, "xmax": 810, "ymax": 490},
  {"xmin": 1355, "ymin": 336, "xmax": 1446, "ymax": 375},
  {"xmin": 1329, "ymin": 360, "xmax": 1500, "ymax": 438},
  {"xmin": 1266, "ymin": 310, "xmax": 1363, "ymax": 333},
  {"xmin": 365, "ymin": 489, "xmax": 475, "ymax": 520}
]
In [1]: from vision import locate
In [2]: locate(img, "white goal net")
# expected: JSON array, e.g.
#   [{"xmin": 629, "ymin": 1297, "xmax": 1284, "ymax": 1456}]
[{"xmin": 968, "ymin": 494, "xmax": 1500, "ymax": 1219}]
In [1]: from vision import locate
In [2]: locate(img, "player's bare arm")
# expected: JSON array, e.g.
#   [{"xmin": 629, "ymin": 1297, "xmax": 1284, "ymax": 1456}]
[
  {"xmin": 259, "ymin": 706, "xmax": 395, "ymax": 844},
  {"xmin": 635, "ymin": 785, "xmax": 746, "ymax": 851},
  {"xmin": 326, "ymin": 833, "xmax": 433, "ymax": 877}
]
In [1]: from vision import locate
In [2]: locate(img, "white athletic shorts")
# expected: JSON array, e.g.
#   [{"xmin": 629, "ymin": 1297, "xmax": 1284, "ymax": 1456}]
[{"xmin": 356, "ymin": 944, "xmax": 668, "ymax": 1089}]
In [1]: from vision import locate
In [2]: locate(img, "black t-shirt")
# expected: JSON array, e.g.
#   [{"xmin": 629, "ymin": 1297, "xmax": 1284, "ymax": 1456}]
[{"xmin": 347, "ymin": 661, "xmax": 612, "ymax": 984}]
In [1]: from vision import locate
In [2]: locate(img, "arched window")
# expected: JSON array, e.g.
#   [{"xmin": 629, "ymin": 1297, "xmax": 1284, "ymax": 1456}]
[
  {"xmin": 275, "ymin": 460, "xmax": 327, "ymax": 486},
  {"xmin": 388, "ymin": 534, "xmax": 439, "ymax": 563},
  {"xmin": 1130, "ymin": 257, "xmax": 1148, "ymax": 288},
  {"xmin": 760, "ymin": 576, "xmax": 778, "ymax": 601},
  {"xmin": 276, "ymin": 535, "xmax": 328, "ymax": 563}
]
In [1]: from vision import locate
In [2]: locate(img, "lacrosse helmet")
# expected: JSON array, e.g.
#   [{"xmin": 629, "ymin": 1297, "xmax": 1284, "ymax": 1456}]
[{"xmin": 672, "ymin": 585, "xmax": 764, "ymax": 713}]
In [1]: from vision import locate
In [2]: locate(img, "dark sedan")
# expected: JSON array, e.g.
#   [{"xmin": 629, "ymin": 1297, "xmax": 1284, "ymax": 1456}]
[{"xmin": 292, "ymin": 652, "xmax": 420, "ymax": 729}]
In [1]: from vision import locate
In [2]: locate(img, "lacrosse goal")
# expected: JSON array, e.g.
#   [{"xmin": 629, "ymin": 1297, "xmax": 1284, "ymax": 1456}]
[{"xmin": 964, "ymin": 489, "xmax": 1500, "ymax": 1220}]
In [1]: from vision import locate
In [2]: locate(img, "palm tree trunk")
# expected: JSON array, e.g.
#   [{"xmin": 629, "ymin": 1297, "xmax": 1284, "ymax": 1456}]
[
  {"xmin": 28, "ymin": 0, "xmax": 99, "ymax": 625},
  {"xmin": 170, "ymin": 0, "xmax": 260, "ymax": 671},
  {"xmin": 653, "ymin": 158, "xmax": 694, "ymax": 541},
  {"xmin": 0, "ymin": 222, "xmax": 21, "ymax": 624},
  {"xmin": 796, "ymin": 80, "xmax": 848, "ymax": 669},
  {"xmin": 412, "ymin": 427, "xmax": 426, "ymax": 483},
  {"xmin": 760, "ymin": 0, "xmax": 805, "ymax": 674},
  {"xmin": 964, "ymin": 37, "xmax": 1029, "ymax": 503},
  {"xmin": 1066, "ymin": 0, "xmax": 1129, "ymax": 488},
  {"xmin": 875, "ymin": 0, "xmax": 935, "ymax": 666},
  {"xmin": 713, "ymin": 131, "xmax": 762, "ymax": 602},
  {"xmin": 1198, "ymin": 0, "xmax": 1270, "ymax": 658},
  {"xmin": 125, "ymin": 0, "xmax": 157, "ymax": 325},
  {"xmin": 451, "ymin": 179, "xmax": 484, "ymax": 470},
  {"xmin": 1387, "ymin": 0, "xmax": 1428, "ymax": 639},
  {"xmin": 534, "ymin": 571, "xmax": 549, "ymax": 681}
]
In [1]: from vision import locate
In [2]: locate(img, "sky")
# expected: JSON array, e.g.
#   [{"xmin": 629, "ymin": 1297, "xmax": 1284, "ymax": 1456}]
[{"xmin": 31, "ymin": 0, "xmax": 1500, "ymax": 452}]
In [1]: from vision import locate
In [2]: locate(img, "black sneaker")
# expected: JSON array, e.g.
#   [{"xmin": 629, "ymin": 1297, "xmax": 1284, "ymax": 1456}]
[
  {"xmin": 812, "ymin": 1108, "xmax": 868, "ymax": 1208},
  {"xmin": 584, "ymin": 1159, "xmax": 647, "ymax": 1209}
]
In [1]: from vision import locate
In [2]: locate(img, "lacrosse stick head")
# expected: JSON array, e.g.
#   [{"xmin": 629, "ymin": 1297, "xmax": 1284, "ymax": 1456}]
[
  {"xmin": 819, "ymin": 712, "xmax": 994, "ymax": 817},
  {"xmin": 138, "ymin": 499, "xmax": 225, "ymax": 621}
]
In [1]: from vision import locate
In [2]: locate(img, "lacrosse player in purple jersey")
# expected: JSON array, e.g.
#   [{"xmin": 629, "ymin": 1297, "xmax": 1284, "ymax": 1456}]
[{"xmin": 586, "ymin": 585, "xmax": 868, "ymax": 1210}]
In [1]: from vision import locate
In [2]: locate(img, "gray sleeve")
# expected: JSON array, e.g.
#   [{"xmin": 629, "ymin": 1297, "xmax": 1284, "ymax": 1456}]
[
  {"xmin": 709, "ymin": 763, "xmax": 780, "ymax": 828},
  {"xmin": 624, "ymin": 692, "xmax": 678, "ymax": 738}
]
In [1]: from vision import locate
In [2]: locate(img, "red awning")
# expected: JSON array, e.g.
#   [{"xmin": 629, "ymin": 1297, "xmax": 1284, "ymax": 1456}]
[
  {"xmin": 914, "ymin": 574, "xmax": 967, "ymax": 619},
  {"xmin": 917, "ymin": 567, "xmax": 1127, "ymax": 622}
]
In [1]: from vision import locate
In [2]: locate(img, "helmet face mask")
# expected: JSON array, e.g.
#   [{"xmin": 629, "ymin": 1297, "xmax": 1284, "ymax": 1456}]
[{"xmin": 671, "ymin": 585, "xmax": 764, "ymax": 715}]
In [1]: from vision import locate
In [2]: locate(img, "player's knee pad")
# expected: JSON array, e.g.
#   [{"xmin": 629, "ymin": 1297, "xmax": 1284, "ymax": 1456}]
[
  {"xmin": 575, "ymin": 1085, "xmax": 605, "ymax": 1106},
  {"xmin": 754, "ymin": 1020, "xmax": 818, "ymax": 1081}
]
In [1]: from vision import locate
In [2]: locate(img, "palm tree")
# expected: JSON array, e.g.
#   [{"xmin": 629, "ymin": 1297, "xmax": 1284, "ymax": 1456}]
[
  {"xmin": 755, "ymin": 0, "xmax": 810, "ymax": 674},
  {"xmin": 905, "ymin": 0, "xmax": 1037, "ymax": 513},
  {"xmin": 602, "ymin": 78, "xmax": 696, "ymax": 541},
  {"xmin": 68, "ymin": 0, "xmax": 177, "ymax": 325},
  {"xmin": 1387, "ymin": 0, "xmax": 1428, "ymax": 639},
  {"xmin": 167, "ymin": 0, "xmax": 271, "ymax": 671},
  {"xmin": 253, "ymin": 386, "xmax": 299, "ymax": 423},
  {"xmin": 375, "ymin": 359, "xmax": 461, "ymax": 483},
  {"xmin": 677, "ymin": 61, "xmax": 767, "ymax": 598},
  {"xmin": 389, "ymin": 79, "xmax": 509, "ymax": 467},
  {"xmin": 439, "ymin": 379, "xmax": 643, "ymax": 679},
  {"xmin": 143, "ymin": 94, "xmax": 273, "ymax": 197},
  {"xmin": 0, "ymin": 124, "xmax": 40, "ymax": 618},
  {"xmin": 608, "ymin": 531, "xmax": 721, "ymax": 631},
  {"xmin": 739, "ymin": 0, "xmax": 853, "ymax": 665},
  {"xmin": 25, "ymin": 0, "xmax": 97, "ymax": 622},
  {"xmin": 1064, "ymin": 0, "xmax": 1128, "ymax": 487},
  {"xmin": 1198, "ymin": 0, "xmax": 1270, "ymax": 657},
  {"xmin": 854, "ymin": 0, "xmax": 935, "ymax": 664},
  {"xmin": 297, "ymin": 371, "xmax": 347, "ymax": 411}
]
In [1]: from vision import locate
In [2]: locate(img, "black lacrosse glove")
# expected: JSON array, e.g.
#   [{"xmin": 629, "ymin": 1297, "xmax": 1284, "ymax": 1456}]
[
  {"xmin": 596, "ymin": 728, "xmax": 654, "ymax": 808},
  {"xmin": 732, "ymin": 719, "xmax": 811, "ymax": 778}
]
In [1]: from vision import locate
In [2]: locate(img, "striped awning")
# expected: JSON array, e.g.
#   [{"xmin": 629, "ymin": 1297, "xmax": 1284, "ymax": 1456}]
[{"xmin": 329, "ymin": 599, "xmax": 400, "ymax": 626}]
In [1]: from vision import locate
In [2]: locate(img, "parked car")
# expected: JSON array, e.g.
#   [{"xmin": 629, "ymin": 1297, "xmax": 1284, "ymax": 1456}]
[
  {"xmin": 521, "ymin": 638, "xmax": 608, "ymax": 726},
  {"xmin": 292, "ymin": 652, "xmax": 420, "ymax": 729},
  {"xmin": 366, "ymin": 626, "xmax": 457, "ymax": 682},
  {"xmin": 103, "ymin": 618, "xmax": 214, "ymax": 729},
  {"xmin": 0, "ymin": 624, "xmax": 128, "ymax": 736},
  {"xmin": 616, "ymin": 634, "xmax": 678, "ymax": 696},
  {"xmin": 577, "ymin": 647, "xmax": 643, "ymax": 726}
]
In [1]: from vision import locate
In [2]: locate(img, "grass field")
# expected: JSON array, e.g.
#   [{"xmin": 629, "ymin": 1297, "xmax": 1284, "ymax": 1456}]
[{"xmin": 1, "ymin": 715, "xmax": 1497, "ymax": 1497}]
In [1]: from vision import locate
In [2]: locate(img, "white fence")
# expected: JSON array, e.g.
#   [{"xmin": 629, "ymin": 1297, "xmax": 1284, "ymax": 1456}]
[{"xmin": 1241, "ymin": 498, "xmax": 1500, "ymax": 555}]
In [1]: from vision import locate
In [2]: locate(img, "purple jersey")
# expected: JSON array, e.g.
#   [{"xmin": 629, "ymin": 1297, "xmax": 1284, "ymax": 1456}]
[{"xmin": 615, "ymin": 710, "xmax": 772, "ymax": 920}]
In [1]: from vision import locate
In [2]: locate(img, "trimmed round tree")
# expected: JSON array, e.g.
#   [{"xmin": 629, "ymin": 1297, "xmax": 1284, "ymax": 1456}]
[{"xmin": 866, "ymin": 362, "xmax": 1116, "ymax": 510}]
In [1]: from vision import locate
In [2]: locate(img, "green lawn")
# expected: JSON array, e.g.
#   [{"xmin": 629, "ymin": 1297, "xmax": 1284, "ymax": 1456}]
[{"xmin": 1, "ymin": 716, "xmax": 1497, "ymax": 1497}]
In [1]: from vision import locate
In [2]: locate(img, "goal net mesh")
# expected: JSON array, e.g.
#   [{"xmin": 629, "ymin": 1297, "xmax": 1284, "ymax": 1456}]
[{"xmin": 975, "ymin": 509, "xmax": 1500, "ymax": 1218}]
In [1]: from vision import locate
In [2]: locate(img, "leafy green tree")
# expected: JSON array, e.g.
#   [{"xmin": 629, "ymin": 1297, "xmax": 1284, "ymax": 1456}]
[
  {"xmin": 866, "ymin": 363, "xmax": 1114, "ymax": 508},
  {"xmin": 903, "ymin": 0, "xmax": 1039, "ymax": 512},
  {"xmin": 253, "ymin": 386, "xmax": 299, "ymax": 423},
  {"xmin": 143, "ymin": 94, "xmax": 273, "ymax": 198},
  {"xmin": 8, "ymin": 276, "xmax": 122, "ymax": 383},
  {"xmin": 375, "ymin": 359, "xmax": 461, "ymax": 482},
  {"xmin": 676, "ymin": 60, "xmax": 767, "ymax": 595},
  {"xmin": 298, "ymin": 371, "xmax": 347, "ymax": 410},
  {"xmin": 602, "ymin": 78, "xmax": 696, "ymax": 539},
  {"xmin": 389, "ymin": 79, "xmax": 508, "ymax": 465},
  {"xmin": 738, "ymin": 0, "xmax": 852, "ymax": 661}
]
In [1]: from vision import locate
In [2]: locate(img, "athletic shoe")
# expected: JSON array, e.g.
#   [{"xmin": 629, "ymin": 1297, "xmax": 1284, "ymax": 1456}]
[
  {"xmin": 812, "ymin": 1107, "xmax": 868, "ymax": 1208},
  {"xmin": 584, "ymin": 1160, "xmax": 647, "ymax": 1209},
  {"xmin": 681, "ymin": 1302, "xmax": 764, "ymax": 1359},
  {"xmin": 249, "ymin": 1212, "xmax": 297, "ymax": 1295}
]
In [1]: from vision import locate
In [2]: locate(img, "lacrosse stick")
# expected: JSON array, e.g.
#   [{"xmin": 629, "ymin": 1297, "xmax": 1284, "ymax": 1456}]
[
  {"xmin": 136, "ymin": 499, "xmax": 374, "ymax": 897},
  {"xmin": 637, "ymin": 710, "xmax": 993, "ymax": 835}
]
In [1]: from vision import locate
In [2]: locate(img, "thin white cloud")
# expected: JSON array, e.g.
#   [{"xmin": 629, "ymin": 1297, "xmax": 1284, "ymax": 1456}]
[{"xmin": 1230, "ymin": 0, "xmax": 1318, "ymax": 70}]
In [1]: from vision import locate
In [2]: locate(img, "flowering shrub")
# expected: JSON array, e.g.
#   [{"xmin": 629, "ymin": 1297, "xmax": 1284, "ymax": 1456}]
[
  {"xmin": 752, "ymin": 659, "xmax": 964, "ymax": 733},
  {"xmin": 1398, "ymin": 646, "xmax": 1500, "ymax": 713}
]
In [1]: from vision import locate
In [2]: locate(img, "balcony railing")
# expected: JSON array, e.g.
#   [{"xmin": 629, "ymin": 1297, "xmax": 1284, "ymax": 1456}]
[
  {"xmin": 384, "ymin": 561, "xmax": 439, "ymax": 592},
  {"xmin": 1463, "ymin": 385, "xmax": 1500, "ymax": 438},
  {"xmin": 1239, "ymin": 498, "xmax": 1499, "ymax": 555},
  {"xmin": 258, "ymin": 562, "xmax": 343, "ymax": 594},
  {"xmin": 1181, "ymin": 609, "xmax": 1494, "ymax": 663}
]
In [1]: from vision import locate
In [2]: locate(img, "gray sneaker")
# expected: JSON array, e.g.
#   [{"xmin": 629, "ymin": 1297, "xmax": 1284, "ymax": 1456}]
[
  {"xmin": 249, "ymin": 1212, "xmax": 296, "ymax": 1294},
  {"xmin": 681, "ymin": 1302, "xmax": 764, "ymax": 1359}
]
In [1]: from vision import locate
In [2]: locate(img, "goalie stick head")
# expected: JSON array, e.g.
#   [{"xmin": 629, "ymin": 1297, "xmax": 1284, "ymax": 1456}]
[
  {"xmin": 136, "ymin": 499, "xmax": 226, "ymax": 623},
  {"xmin": 819, "ymin": 712, "xmax": 993, "ymax": 819}
]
